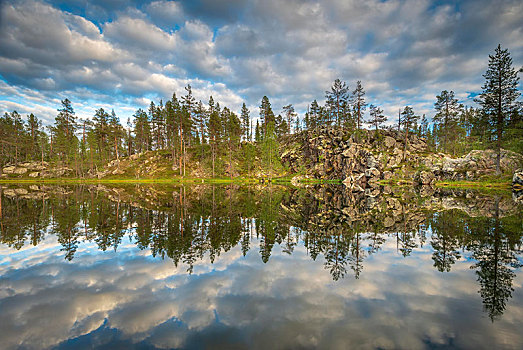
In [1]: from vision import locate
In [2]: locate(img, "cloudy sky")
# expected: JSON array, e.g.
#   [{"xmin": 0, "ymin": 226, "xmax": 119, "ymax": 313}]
[{"xmin": 0, "ymin": 0, "xmax": 522, "ymax": 126}]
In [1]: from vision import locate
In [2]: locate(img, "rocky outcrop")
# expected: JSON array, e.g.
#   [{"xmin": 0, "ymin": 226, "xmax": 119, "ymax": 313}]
[
  {"xmin": 1, "ymin": 161, "xmax": 75, "ymax": 178},
  {"xmin": 280, "ymin": 127, "xmax": 523, "ymax": 186},
  {"xmin": 281, "ymin": 127, "xmax": 428, "ymax": 184},
  {"xmin": 428, "ymin": 149, "xmax": 523, "ymax": 181}
]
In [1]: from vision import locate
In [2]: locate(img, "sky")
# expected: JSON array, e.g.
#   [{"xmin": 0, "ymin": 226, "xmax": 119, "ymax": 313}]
[{"xmin": 0, "ymin": 0, "xmax": 522, "ymax": 126}]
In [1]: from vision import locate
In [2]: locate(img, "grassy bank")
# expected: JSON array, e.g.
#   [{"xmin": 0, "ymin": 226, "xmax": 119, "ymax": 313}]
[{"xmin": 0, "ymin": 176, "xmax": 514, "ymax": 190}]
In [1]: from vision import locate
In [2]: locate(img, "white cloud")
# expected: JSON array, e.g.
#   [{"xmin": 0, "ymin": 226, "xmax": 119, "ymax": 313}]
[{"xmin": 0, "ymin": 0, "xmax": 521, "ymax": 125}]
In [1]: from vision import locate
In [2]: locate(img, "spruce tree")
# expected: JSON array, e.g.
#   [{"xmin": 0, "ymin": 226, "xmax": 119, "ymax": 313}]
[
  {"xmin": 476, "ymin": 45, "xmax": 520, "ymax": 174},
  {"xmin": 241, "ymin": 103, "xmax": 250, "ymax": 141}
]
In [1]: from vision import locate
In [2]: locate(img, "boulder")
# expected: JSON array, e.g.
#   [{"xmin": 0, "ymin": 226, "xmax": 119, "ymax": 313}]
[
  {"xmin": 383, "ymin": 136, "xmax": 396, "ymax": 149},
  {"xmin": 14, "ymin": 188, "xmax": 28, "ymax": 195},
  {"xmin": 513, "ymin": 190, "xmax": 523, "ymax": 204},
  {"xmin": 365, "ymin": 167, "xmax": 381, "ymax": 179},
  {"xmin": 29, "ymin": 172, "xmax": 39, "ymax": 177},
  {"xmin": 19, "ymin": 162, "xmax": 48, "ymax": 171},
  {"xmin": 3, "ymin": 166, "xmax": 16, "ymax": 174},
  {"xmin": 383, "ymin": 216, "xmax": 395, "ymax": 228},
  {"xmin": 13, "ymin": 167, "xmax": 28, "ymax": 175},
  {"xmin": 3, "ymin": 189, "xmax": 16, "ymax": 197},
  {"xmin": 415, "ymin": 171, "xmax": 435, "ymax": 185},
  {"xmin": 366, "ymin": 154, "xmax": 379, "ymax": 169},
  {"xmin": 513, "ymin": 169, "xmax": 523, "ymax": 188}
]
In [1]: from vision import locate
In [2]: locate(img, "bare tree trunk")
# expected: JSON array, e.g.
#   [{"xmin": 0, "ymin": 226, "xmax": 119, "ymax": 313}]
[
  {"xmin": 179, "ymin": 126, "xmax": 183, "ymax": 176},
  {"xmin": 496, "ymin": 78, "xmax": 502, "ymax": 175},
  {"xmin": 212, "ymin": 141, "xmax": 215, "ymax": 178}
]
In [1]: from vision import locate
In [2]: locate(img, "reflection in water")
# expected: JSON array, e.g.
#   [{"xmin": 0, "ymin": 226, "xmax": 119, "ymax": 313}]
[{"xmin": 0, "ymin": 184, "xmax": 522, "ymax": 349}]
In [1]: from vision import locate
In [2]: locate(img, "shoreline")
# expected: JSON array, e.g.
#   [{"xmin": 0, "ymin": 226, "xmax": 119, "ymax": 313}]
[{"xmin": 0, "ymin": 177, "xmax": 514, "ymax": 190}]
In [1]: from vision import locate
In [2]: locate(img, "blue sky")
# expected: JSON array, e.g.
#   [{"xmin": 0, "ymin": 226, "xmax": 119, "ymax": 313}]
[{"xmin": 0, "ymin": 0, "xmax": 522, "ymax": 126}]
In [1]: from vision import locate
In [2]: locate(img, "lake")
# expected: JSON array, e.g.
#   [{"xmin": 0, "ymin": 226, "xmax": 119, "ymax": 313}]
[{"xmin": 0, "ymin": 184, "xmax": 522, "ymax": 349}]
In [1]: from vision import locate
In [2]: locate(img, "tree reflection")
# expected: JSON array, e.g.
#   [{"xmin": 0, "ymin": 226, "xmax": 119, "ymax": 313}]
[
  {"xmin": 467, "ymin": 197, "xmax": 522, "ymax": 321},
  {"xmin": 1, "ymin": 184, "xmax": 522, "ymax": 320}
]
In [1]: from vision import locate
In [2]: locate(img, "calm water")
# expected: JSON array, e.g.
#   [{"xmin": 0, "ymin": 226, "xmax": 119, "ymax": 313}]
[{"xmin": 0, "ymin": 184, "xmax": 522, "ymax": 350}]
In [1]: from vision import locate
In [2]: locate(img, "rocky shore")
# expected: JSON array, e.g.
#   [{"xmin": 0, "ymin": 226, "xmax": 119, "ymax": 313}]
[{"xmin": 281, "ymin": 127, "xmax": 523, "ymax": 189}]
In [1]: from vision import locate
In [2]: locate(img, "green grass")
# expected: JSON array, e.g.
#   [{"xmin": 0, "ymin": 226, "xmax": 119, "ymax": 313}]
[{"xmin": 434, "ymin": 180, "xmax": 512, "ymax": 189}]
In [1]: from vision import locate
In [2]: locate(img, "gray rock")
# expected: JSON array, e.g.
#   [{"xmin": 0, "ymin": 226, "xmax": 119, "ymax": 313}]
[
  {"xmin": 365, "ymin": 167, "xmax": 380, "ymax": 179},
  {"xmin": 415, "ymin": 171, "xmax": 435, "ymax": 185},
  {"xmin": 382, "ymin": 171, "xmax": 393, "ymax": 180},
  {"xmin": 384, "ymin": 136, "xmax": 396, "ymax": 149},
  {"xmin": 14, "ymin": 188, "xmax": 28, "ymax": 195},
  {"xmin": 13, "ymin": 167, "xmax": 28, "ymax": 175},
  {"xmin": 3, "ymin": 166, "xmax": 16, "ymax": 174},
  {"xmin": 513, "ymin": 169, "xmax": 523, "ymax": 188},
  {"xmin": 366, "ymin": 154, "xmax": 379, "ymax": 169},
  {"xmin": 19, "ymin": 162, "xmax": 48, "ymax": 171}
]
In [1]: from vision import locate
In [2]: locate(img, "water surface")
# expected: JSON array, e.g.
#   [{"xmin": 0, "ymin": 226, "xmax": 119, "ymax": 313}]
[{"xmin": 1, "ymin": 184, "xmax": 522, "ymax": 349}]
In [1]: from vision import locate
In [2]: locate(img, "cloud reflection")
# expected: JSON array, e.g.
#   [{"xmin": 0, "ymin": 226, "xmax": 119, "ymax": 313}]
[{"xmin": 1, "ymin": 233, "xmax": 522, "ymax": 350}]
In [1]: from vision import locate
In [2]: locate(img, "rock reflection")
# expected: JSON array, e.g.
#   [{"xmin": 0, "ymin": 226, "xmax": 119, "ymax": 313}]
[{"xmin": 1, "ymin": 183, "xmax": 522, "ymax": 322}]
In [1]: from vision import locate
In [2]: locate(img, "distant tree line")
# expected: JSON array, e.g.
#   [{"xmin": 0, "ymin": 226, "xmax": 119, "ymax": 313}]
[{"xmin": 1, "ymin": 45, "xmax": 520, "ymax": 175}]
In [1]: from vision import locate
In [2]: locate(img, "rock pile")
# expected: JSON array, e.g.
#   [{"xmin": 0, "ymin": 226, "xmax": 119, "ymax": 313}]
[
  {"xmin": 281, "ymin": 127, "xmax": 428, "ymax": 186},
  {"xmin": 1, "ymin": 161, "xmax": 74, "ymax": 178},
  {"xmin": 281, "ymin": 127, "xmax": 523, "ymax": 187}
]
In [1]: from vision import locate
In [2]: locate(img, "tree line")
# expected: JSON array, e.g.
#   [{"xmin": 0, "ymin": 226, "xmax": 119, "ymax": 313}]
[{"xmin": 1, "ymin": 45, "xmax": 520, "ymax": 176}]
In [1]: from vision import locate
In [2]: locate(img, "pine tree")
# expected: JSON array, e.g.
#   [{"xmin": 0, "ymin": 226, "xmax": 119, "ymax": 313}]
[
  {"xmin": 420, "ymin": 115, "xmax": 429, "ymax": 138},
  {"xmin": 275, "ymin": 114, "xmax": 288, "ymax": 137},
  {"xmin": 240, "ymin": 103, "xmax": 250, "ymax": 141},
  {"xmin": 93, "ymin": 108, "xmax": 111, "ymax": 163},
  {"xmin": 193, "ymin": 100, "xmax": 207, "ymax": 159},
  {"xmin": 255, "ymin": 120, "xmax": 261, "ymax": 143},
  {"xmin": 180, "ymin": 84, "xmax": 196, "ymax": 175},
  {"xmin": 401, "ymin": 106, "xmax": 419, "ymax": 158},
  {"xmin": 208, "ymin": 97, "xmax": 222, "ymax": 177},
  {"xmin": 54, "ymin": 99, "xmax": 78, "ymax": 163},
  {"xmin": 294, "ymin": 116, "xmax": 301, "ymax": 133},
  {"xmin": 434, "ymin": 90, "xmax": 461, "ymax": 153},
  {"xmin": 325, "ymin": 79, "xmax": 349, "ymax": 126},
  {"xmin": 259, "ymin": 96, "xmax": 274, "ymax": 139},
  {"xmin": 367, "ymin": 104, "xmax": 387, "ymax": 133},
  {"xmin": 26, "ymin": 113, "xmax": 41, "ymax": 160},
  {"xmin": 350, "ymin": 80, "xmax": 366, "ymax": 131},
  {"xmin": 133, "ymin": 108, "xmax": 150, "ymax": 153},
  {"xmin": 223, "ymin": 107, "xmax": 241, "ymax": 177},
  {"xmin": 167, "ymin": 93, "xmax": 181, "ymax": 168},
  {"xmin": 109, "ymin": 109, "xmax": 124, "ymax": 160},
  {"xmin": 282, "ymin": 104, "xmax": 296, "ymax": 134},
  {"xmin": 476, "ymin": 45, "xmax": 520, "ymax": 174}
]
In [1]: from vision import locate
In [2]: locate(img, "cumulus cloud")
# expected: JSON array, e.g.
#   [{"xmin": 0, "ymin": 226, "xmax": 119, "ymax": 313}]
[{"xmin": 0, "ymin": 0, "xmax": 521, "ymax": 124}]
